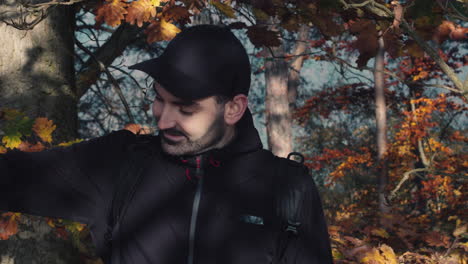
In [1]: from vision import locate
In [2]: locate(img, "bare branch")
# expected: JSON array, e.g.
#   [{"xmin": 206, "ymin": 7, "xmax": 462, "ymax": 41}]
[
  {"xmin": 389, "ymin": 168, "xmax": 429, "ymax": 201},
  {"xmin": 76, "ymin": 39, "xmax": 136, "ymax": 124},
  {"xmin": 25, "ymin": 0, "xmax": 86, "ymax": 7}
]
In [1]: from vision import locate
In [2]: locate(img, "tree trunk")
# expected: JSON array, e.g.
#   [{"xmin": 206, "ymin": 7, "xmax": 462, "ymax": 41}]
[
  {"xmin": 0, "ymin": 4, "xmax": 77, "ymax": 142},
  {"xmin": 287, "ymin": 24, "xmax": 309, "ymax": 110},
  {"xmin": 265, "ymin": 43, "xmax": 292, "ymax": 157},
  {"xmin": 0, "ymin": 3, "xmax": 87, "ymax": 264},
  {"xmin": 374, "ymin": 33, "xmax": 390, "ymax": 214}
]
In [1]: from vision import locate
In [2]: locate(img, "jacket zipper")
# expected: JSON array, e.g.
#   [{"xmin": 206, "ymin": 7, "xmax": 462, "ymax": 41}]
[{"xmin": 188, "ymin": 157, "xmax": 204, "ymax": 264}]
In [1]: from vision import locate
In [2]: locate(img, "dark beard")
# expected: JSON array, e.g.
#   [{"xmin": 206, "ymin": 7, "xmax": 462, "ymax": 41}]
[{"xmin": 160, "ymin": 110, "xmax": 227, "ymax": 156}]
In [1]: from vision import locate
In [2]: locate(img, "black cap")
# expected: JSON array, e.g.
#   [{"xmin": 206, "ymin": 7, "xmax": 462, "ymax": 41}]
[{"xmin": 129, "ymin": 24, "xmax": 251, "ymax": 101}]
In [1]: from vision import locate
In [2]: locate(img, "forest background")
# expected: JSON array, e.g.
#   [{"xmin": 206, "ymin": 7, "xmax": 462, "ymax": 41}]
[{"xmin": 0, "ymin": 0, "xmax": 467, "ymax": 263}]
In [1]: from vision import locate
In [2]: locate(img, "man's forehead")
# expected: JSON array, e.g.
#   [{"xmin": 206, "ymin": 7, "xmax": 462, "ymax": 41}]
[{"xmin": 153, "ymin": 83, "xmax": 204, "ymax": 107}]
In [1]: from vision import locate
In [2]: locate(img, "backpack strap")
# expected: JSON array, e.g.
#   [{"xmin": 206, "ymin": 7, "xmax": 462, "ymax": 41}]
[{"xmin": 273, "ymin": 152, "xmax": 307, "ymax": 264}]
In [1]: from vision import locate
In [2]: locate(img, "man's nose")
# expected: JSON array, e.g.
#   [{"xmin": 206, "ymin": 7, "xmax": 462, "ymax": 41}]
[{"xmin": 156, "ymin": 107, "xmax": 177, "ymax": 131}]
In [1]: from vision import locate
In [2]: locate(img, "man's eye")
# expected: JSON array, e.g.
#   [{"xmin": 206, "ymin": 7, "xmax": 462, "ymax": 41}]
[{"xmin": 180, "ymin": 109, "xmax": 194, "ymax": 116}]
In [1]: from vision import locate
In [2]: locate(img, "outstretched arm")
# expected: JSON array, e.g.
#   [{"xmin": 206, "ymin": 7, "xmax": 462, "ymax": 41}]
[{"xmin": 0, "ymin": 130, "xmax": 136, "ymax": 225}]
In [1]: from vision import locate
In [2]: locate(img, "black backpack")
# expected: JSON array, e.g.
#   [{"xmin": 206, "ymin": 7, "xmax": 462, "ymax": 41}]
[{"xmin": 104, "ymin": 139, "xmax": 308, "ymax": 264}]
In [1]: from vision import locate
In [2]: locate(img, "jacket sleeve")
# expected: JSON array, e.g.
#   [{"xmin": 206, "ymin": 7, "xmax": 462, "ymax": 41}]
[
  {"xmin": 0, "ymin": 129, "xmax": 136, "ymax": 225},
  {"xmin": 282, "ymin": 171, "xmax": 333, "ymax": 264}
]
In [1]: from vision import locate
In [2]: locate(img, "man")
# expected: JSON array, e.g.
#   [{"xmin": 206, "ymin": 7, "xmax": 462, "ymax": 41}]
[{"xmin": 0, "ymin": 24, "xmax": 332, "ymax": 263}]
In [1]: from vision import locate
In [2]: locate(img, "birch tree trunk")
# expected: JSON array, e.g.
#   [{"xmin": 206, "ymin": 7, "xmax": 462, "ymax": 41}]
[
  {"xmin": 265, "ymin": 21, "xmax": 309, "ymax": 158},
  {"xmin": 374, "ymin": 33, "xmax": 390, "ymax": 214},
  {"xmin": 265, "ymin": 44, "xmax": 291, "ymax": 158}
]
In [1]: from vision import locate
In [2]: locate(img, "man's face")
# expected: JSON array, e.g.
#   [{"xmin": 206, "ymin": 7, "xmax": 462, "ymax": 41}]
[{"xmin": 152, "ymin": 83, "xmax": 228, "ymax": 156}]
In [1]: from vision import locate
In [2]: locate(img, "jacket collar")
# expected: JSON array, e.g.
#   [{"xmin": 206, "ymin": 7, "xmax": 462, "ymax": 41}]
[{"xmin": 157, "ymin": 108, "xmax": 263, "ymax": 177}]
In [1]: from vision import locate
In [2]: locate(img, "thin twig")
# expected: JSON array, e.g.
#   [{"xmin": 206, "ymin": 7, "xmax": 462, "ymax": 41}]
[{"xmin": 75, "ymin": 39, "xmax": 136, "ymax": 124}]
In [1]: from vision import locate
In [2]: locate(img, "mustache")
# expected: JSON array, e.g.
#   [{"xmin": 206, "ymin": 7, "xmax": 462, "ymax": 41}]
[{"xmin": 162, "ymin": 129, "xmax": 186, "ymax": 137}]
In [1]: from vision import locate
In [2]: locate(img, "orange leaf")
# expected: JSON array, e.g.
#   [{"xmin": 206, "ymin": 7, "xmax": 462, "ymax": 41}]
[
  {"xmin": 0, "ymin": 213, "xmax": 20, "ymax": 240},
  {"xmin": 145, "ymin": 18, "xmax": 181, "ymax": 43},
  {"xmin": 126, "ymin": 0, "xmax": 160, "ymax": 27},
  {"xmin": 32, "ymin": 117, "xmax": 56, "ymax": 143},
  {"xmin": 95, "ymin": 0, "xmax": 128, "ymax": 27},
  {"xmin": 432, "ymin": 20, "xmax": 467, "ymax": 43},
  {"xmin": 17, "ymin": 141, "xmax": 45, "ymax": 152}
]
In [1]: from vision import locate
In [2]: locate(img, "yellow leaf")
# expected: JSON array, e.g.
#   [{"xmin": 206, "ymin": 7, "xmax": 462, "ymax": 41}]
[
  {"xmin": 211, "ymin": 0, "xmax": 236, "ymax": 18},
  {"xmin": 126, "ymin": 0, "xmax": 160, "ymax": 27},
  {"xmin": 379, "ymin": 244, "xmax": 397, "ymax": 264},
  {"xmin": 0, "ymin": 146, "xmax": 6, "ymax": 154},
  {"xmin": 66, "ymin": 222, "xmax": 86, "ymax": 233},
  {"xmin": 32, "ymin": 117, "xmax": 56, "ymax": 143},
  {"xmin": 371, "ymin": 227, "xmax": 390, "ymax": 239},
  {"xmin": 453, "ymin": 223, "xmax": 467, "ymax": 238},
  {"xmin": 58, "ymin": 139, "xmax": 83, "ymax": 147},
  {"xmin": 47, "ymin": 218, "xmax": 56, "ymax": 228},
  {"xmin": 2, "ymin": 133, "xmax": 22, "ymax": 149},
  {"xmin": 160, "ymin": 19, "xmax": 180, "ymax": 40},
  {"xmin": 361, "ymin": 247, "xmax": 386, "ymax": 264},
  {"xmin": 95, "ymin": 0, "xmax": 128, "ymax": 27},
  {"xmin": 332, "ymin": 248, "xmax": 344, "ymax": 260}
]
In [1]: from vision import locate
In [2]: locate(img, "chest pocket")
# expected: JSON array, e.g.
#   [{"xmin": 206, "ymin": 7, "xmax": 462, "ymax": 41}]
[{"xmin": 222, "ymin": 210, "xmax": 276, "ymax": 264}]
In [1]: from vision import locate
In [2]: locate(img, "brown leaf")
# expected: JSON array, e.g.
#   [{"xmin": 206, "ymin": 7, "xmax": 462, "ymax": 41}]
[
  {"xmin": 384, "ymin": 29, "xmax": 403, "ymax": 58},
  {"xmin": 95, "ymin": 0, "xmax": 128, "ymax": 28},
  {"xmin": 125, "ymin": 0, "xmax": 159, "ymax": 27},
  {"xmin": 310, "ymin": 13, "xmax": 343, "ymax": 38},
  {"xmin": 349, "ymin": 20, "xmax": 379, "ymax": 68},
  {"xmin": 228, "ymin": 22, "xmax": 247, "ymax": 29},
  {"xmin": 246, "ymin": 25, "xmax": 281, "ymax": 48},
  {"xmin": 404, "ymin": 39, "xmax": 425, "ymax": 57},
  {"xmin": 424, "ymin": 230, "xmax": 450, "ymax": 248},
  {"xmin": 163, "ymin": 6, "xmax": 191, "ymax": 25}
]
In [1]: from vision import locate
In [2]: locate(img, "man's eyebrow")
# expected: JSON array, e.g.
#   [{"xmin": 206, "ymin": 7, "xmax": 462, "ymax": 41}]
[{"xmin": 154, "ymin": 90, "xmax": 201, "ymax": 107}]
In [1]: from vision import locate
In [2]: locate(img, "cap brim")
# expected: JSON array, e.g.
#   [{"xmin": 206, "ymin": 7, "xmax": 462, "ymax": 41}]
[{"xmin": 129, "ymin": 58, "xmax": 221, "ymax": 101}]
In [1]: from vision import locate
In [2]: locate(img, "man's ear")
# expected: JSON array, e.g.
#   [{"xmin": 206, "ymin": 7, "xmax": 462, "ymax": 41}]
[{"xmin": 224, "ymin": 94, "xmax": 248, "ymax": 126}]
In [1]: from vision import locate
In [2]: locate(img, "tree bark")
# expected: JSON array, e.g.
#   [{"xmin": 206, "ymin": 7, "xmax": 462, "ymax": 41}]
[
  {"xmin": 264, "ymin": 40, "xmax": 292, "ymax": 157},
  {"xmin": 0, "ymin": 3, "xmax": 88, "ymax": 263},
  {"xmin": 374, "ymin": 33, "xmax": 390, "ymax": 214},
  {"xmin": 287, "ymin": 24, "xmax": 309, "ymax": 110},
  {"xmin": 0, "ymin": 4, "xmax": 77, "ymax": 142}
]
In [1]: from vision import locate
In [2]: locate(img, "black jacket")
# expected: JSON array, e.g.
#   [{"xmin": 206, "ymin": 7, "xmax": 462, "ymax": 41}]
[{"xmin": 0, "ymin": 110, "xmax": 332, "ymax": 263}]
